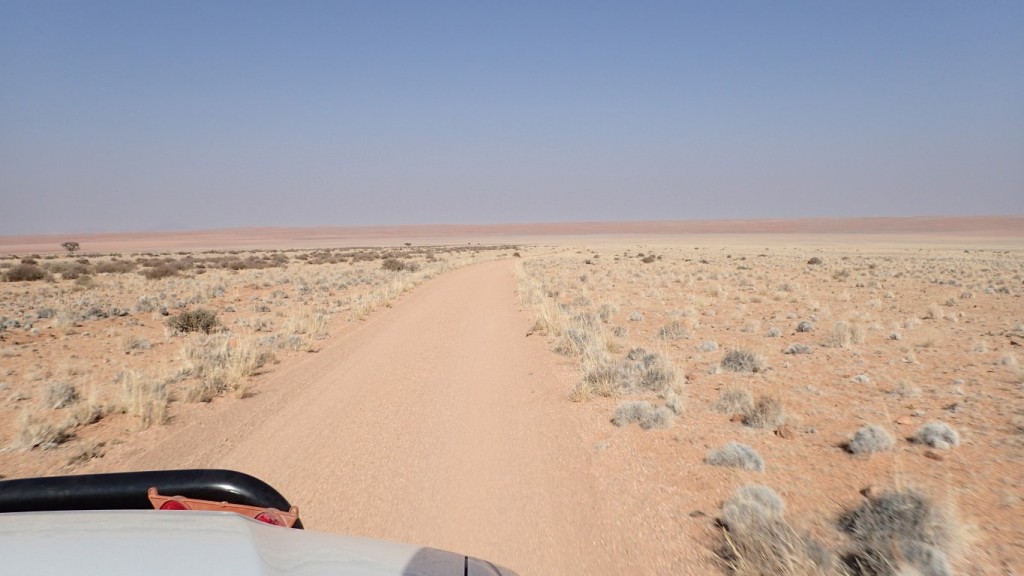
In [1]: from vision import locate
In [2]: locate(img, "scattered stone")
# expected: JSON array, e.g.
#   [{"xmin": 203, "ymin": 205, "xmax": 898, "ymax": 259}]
[
  {"xmin": 774, "ymin": 424, "xmax": 796, "ymax": 439},
  {"xmin": 924, "ymin": 450, "xmax": 945, "ymax": 461}
]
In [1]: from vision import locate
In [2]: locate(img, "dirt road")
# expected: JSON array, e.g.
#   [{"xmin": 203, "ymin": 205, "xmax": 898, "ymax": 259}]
[{"xmin": 93, "ymin": 260, "xmax": 625, "ymax": 574}]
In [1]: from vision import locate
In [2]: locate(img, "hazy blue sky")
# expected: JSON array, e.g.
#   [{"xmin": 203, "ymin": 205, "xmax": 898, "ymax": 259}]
[{"xmin": 2, "ymin": 1, "xmax": 1022, "ymax": 235}]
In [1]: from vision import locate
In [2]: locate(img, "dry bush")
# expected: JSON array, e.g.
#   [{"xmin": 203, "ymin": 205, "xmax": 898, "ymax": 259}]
[
  {"xmin": 829, "ymin": 320, "xmax": 865, "ymax": 348},
  {"xmin": 707, "ymin": 442, "xmax": 765, "ymax": 471},
  {"xmin": 15, "ymin": 409, "xmax": 74, "ymax": 450},
  {"xmin": 743, "ymin": 395, "xmax": 785, "ymax": 428},
  {"xmin": 912, "ymin": 422, "xmax": 960, "ymax": 449},
  {"xmin": 44, "ymin": 382, "xmax": 79, "ymax": 409},
  {"xmin": 611, "ymin": 400, "xmax": 674, "ymax": 429},
  {"xmin": 167, "ymin": 309, "xmax": 220, "ymax": 334},
  {"xmin": 4, "ymin": 263, "xmax": 48, "ymax": 282},
  {"xmin": 847, "ymin": 425, "xmax": 895, "ymax": 455},
  {"xmin": 183, "ymin": 334, "xmax": 272, "ymax": 401},
  {"xmin": 839, "ymin": 489, "xmax": 958, "ymax": 576},
  {"xmin": 722, "ymin": 349, "xmax": 766, "ymax": 373},
  {"xmin": 717, "ymin": 485, "xmax": 837, "ymax": 576},
  {"xmin": 657, "ymin": 320, "xmax": 689, "ymax": 340},
  {"xmin": 119, "ymin": 370, "xmax": 169, "ymax": 428},
  {"xmin": 715, "ymin": 388, "xmax": 754, "ymax": 414}
]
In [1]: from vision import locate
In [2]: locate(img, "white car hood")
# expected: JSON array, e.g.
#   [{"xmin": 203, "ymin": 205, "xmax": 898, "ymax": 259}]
[{"xmin": 0, "ymin": 510, "xmax": 512, "ymax": 575}]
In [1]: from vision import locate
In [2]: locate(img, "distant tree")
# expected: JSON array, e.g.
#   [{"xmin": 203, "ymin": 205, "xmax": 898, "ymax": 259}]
[{"xmin": 61, "ymin": 241, "xmax": 80, "ymax": 255}]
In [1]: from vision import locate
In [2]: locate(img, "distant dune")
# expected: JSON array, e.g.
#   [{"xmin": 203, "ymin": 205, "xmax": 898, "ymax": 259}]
[{"xmin": 1, "ymin": 216, "xmax": 1021, "ymax": 254}]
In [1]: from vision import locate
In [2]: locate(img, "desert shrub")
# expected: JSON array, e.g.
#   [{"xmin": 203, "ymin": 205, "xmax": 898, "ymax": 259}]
[
  {"xmin": 715, "ymin": 388, "xmax": 754, "ymax": 414},
  {"xmin": 722, "ymin": 349, "xmax": 766, "ymax": 373},
  {"xmin": 912, "ymin": 422, "xmax": 960, "ymax": 449},
  {"xmin": 718, "ymin": 485, "xmax": 836, "ymax": 575},
  {"xmin": 796, "ymin": 321, "xmax": 814, "ymax": 333},
  {"xmin": 828, "ymin": 321, "xmax": 865, "ymax": 348},
  {"xmin": 767, "ymin": 327, "xmax": 782, "ymax": 337},
  {"xmin": 573, "ymin": 347, "xmax": 680, "ymax": 400},
  {"xmin": 707, "ymin": 442, "xmax": 765, "ymax": 471},
  {"xmin": 628, "ymin": 311, "xmax": 643, "ymax": 321},
  {"xmin": 743, "ymin": 395, "xmax": 785, "ymax": 428},
  {"xmin": 847, "ymin": 425, "xmax": 895, "ymax": 455},
  {"xmin": 167, "ymin": 309, "xmax": 220, "ymax": 334},
  {"xmin": 95, "ymin": 260, "xmax": 136, "ymax": 274},
  {"xmin": 44, "ymin": 382, "xmax": 79, "ymax": 409},
  {"xmin": 784, "ymin": 343, "xmax": 812, "ymax": 355},
  {"xmin": 807, "ymin": 257, "xmax": 823, "ymax": 265},
  {"xmin": 381, "ymin": 258, "xmax": 406, "ymax": 271},
  {"xmin": 16, "ymin": 411, "xmax": 73, "ymax": 450},
  {"xmin": 555, "ymin": 313, "xmax": 602, "ymax": 356},
  {"xmin": 597, "ymin": 303, "xmax": 618, "ymax": 323},
  {"xmin": 4, "ymin": 263, "xmax": 47, "ymax": 282},
  {"xmin": 141, "ymin": 264, "xmax": 179, "ymax": 279},
  {"xmin": 611, "ymin": 400, "xmax": 673, "ymax": 429},
  {"xmin": 619, "ymin": 347, "xmax": 679, "ymax": 393},
  {"xmin": 665, "ymin": 390, "xmax": 684, "ymax": 415},
  {"xmin": 839, "ymin": 489, "xmax": 955, "ymax": 576},
  {"xmin": 184, "ymin": 335, "xmax": 273, "ymax": 401},
  {"xmin": 46, "ymin": 261, "xmax": 90, "ymax": 280},
  {"xmin": 657, "ymin": 320, "xmax": 689, "ymax": 340},
  {"xmin": 120, "ymin": 371, "xmax": 169, "ymax": 428},
  {"xmin": 700, "ymin": 340, "xmax": 720, "ymax": 352}
]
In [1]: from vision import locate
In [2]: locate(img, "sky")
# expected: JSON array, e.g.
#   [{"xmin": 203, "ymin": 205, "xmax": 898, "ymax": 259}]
[{"xmin": 1, "ymin": 1, "xmax": 1022, "ymax": 235}]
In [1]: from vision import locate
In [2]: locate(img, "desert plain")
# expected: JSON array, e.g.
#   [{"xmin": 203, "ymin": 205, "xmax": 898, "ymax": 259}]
[{"xmin": 1, "ymin": 217, "xmax": 1022, "ymax": 575}]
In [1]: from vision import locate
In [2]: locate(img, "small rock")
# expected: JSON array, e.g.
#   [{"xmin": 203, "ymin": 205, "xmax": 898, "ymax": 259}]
[
  {"xmin": 689, "ymin": 510, "xmax": 706, "ymax": 518},
  {"xmin": 774, "ymin": 424, "xmax": 796, "ymax": 439},
  {"xmin": 895, "ymin": 415, "xmax": 915, "ymax": 425},
  {"xmin": 729, "ymin": 413, "xmax": 745, "ymax": 423},
  {"xmin": 924, "ymin": 450, "xmax": 945, "ymax": 461},
  {"xmin": 860, "ymin": 485, "xmax": 881, "ymax": 500}
]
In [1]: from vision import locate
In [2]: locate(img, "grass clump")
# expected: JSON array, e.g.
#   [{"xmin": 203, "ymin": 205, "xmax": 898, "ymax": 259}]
[
  {"xmin": 611, "ymin": 400, "xmax": 674, "ymax": 429},
  {"xmin": 707, "ymin": 442, "xmax": 765, "ymax": 471},
  {"xmin": 167, "ymin": 309, "xmax": 220, "ymax": 334},
  {"xmin": 183, "ymin": 334, "xmax": 273, "ymax": 401},
  {"xmin": 119, "ymin": 371, "xmax": 169, "ymax": 428},
  {"xmin": 44, "ymin": 382, "xmax": 79, "ymax": 409},
  {"xmin": 717, "ymin": 485, "xmax": 835, "ymax": 575},
  {"xmin": 16, "ymin": 410, "xmax": 74, "ymax": 450},
  {"xmin": 721, "ymin": 349, "xmax": 766, "ymax": 373},
  {"xmin": 828, "ymin": 320, "xmax": 865, "ymax": 348},
  {"xmin": 619, "ymin": 347, "xmax": 679, "ymax": 394},
  {"xmin": 657, "ymin": 321, "xmax": 689, "ymax": 340},
  {"xmin": 784, "ymin": 343, "xmax": 812, "ymax": 355},
  {"xmin": 715, "ymin": 388, "xmax": 754, "ymax": 414},
  {"xmin": 839, "ymin": 489, "xmax": 957, "ymax": 576},
  {"xmin": 847, "ymin": 425, "xmax": 895, "ymax": 455},
  {"xmin": 743, "ymin": 395, "xmax": 785, "ymax": 428},
  {"xmin": 912, "ymin": 422, "xmax": 960, "ymax": 449}
]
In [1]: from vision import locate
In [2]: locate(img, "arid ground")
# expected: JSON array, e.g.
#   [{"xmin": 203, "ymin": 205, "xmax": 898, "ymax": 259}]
[{"xmin": 1, "ymin": 217, "xmax": 1022, "ymax": 575}]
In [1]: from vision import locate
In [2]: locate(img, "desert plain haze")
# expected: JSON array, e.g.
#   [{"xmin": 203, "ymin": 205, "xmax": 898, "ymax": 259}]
[{"xmin": 1, "ymin": 1, "xmax": 1022, "ymax": 235}]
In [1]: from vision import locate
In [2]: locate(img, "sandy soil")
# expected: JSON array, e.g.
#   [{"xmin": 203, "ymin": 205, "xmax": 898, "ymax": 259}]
[
  {"xmin": 75, "ymin": 260, "xmax": 643, "ymax": 574},
  {"xmin": 3, "ymin": 216, "xmax": 1022, "ymax": 255},
  {"xmin": 2, "ymin": 218, "xmax": 1023, "ymax": 575}
]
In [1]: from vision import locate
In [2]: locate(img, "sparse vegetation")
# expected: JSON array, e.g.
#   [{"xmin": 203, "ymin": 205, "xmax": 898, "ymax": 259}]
[
  {"xmin": 611, "ymin": 400, "xmax": 674, "ymax": 429},
  {"xmin": 912, "ymin": 422, "xmax": 960, "ymax": 449},
  {"xmin": 707, "ymin": 442, "xmax": 765, "ymax": 471},
  {"xmin": 717, "ymin": 485, "xmax": 835, "ymax": 575},
  {"xmin": 847, "ymin": 425, "xmax": 894, "ymax": 455},
  {"xmin": 721, "ymin": 349, "xmax": 766, "ymax": 373},
  {"xmin": 743, "ymin": 395, "xmax": 785, "ymax": 428},
  {"xmin": 839, "ymin": 489, "xmax": 957, "ymax": 576},
  {"xmin": 167, "ymin": 309, "xmax": 221, "ymax": 334}
]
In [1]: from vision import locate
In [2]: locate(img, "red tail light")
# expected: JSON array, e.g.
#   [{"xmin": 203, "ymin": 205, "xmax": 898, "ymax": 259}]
[
  {"xmin": 147, "ymin": 487, "xmax": 300, "ymax": 528},
  {"xmin": 254, "ymin": 511, "xmax": 285, "ymax": 526},
  {"xmin": 160, "ymin": 499, "xmax": 189, "ymax": 511}
]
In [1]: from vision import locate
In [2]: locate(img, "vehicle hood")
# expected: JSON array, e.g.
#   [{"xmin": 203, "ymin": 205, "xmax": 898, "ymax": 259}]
[{"xmin": 0, "ymin": 510, "xmax": 515, "ymax": 575}]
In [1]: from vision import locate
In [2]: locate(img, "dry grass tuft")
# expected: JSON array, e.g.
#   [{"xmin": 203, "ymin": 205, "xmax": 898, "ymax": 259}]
[
  {"xmin": 717, "ymin": 485, "xmax": 837, "ymax": 575},
  {"xmin": 839, "ymin": 489, "xmax": 959, "ymax": 576},
  {"xmin": 119, "ymin": 370, "xmax": 169, "ymax": 428}
]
